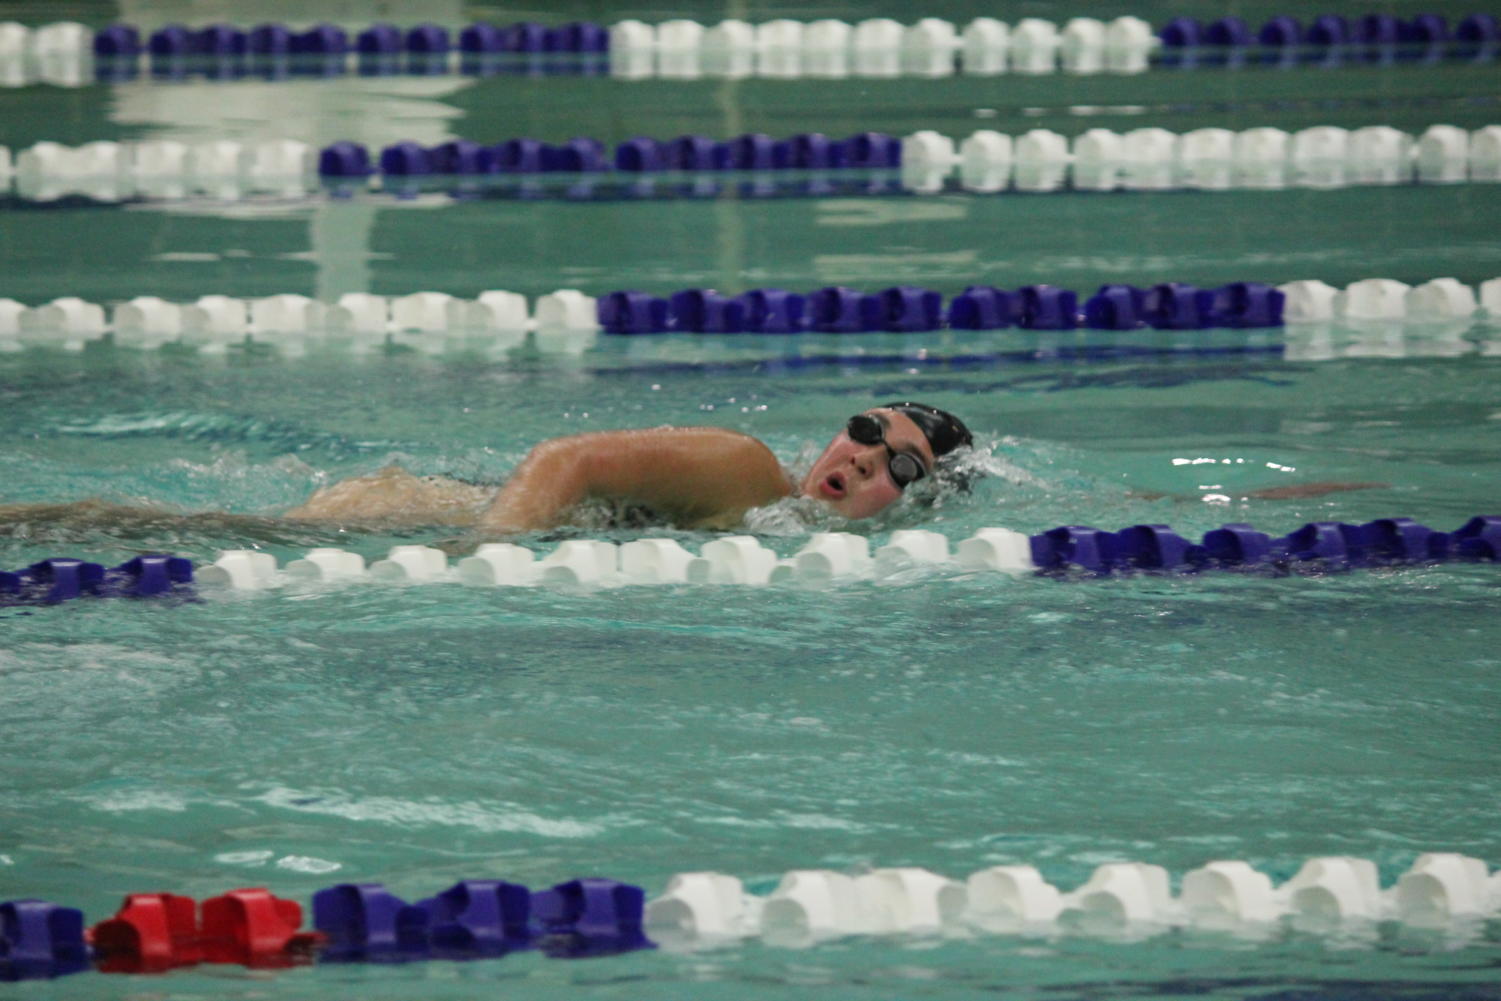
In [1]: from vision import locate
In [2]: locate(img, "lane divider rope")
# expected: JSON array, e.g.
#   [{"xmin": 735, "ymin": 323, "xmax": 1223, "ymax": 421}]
[
  {"xmin": 4, "ymin": 852, "xmax": 1498, "ymax": 980},
  {"xmin": 4, "ymin": 125, "xmax": 1498, "ymax": 202},
  {"xmin": 6, "ymin": 516, "xmax": 1497, "ymax": 607},
  {"xmin": 193, "ymin": 515, "xmax": 1501, "ymax": 590},
  {"xmin": 2, "ymin": 278, "xmax": 1498, "ymax": 352},
  {"xmin": 2, "ymin": 15, "xmax": 1497, "ymax": 86}
]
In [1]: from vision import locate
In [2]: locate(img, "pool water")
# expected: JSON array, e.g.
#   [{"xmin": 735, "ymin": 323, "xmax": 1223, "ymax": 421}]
[{"xmin": 3, "ymin": 2, "xmax": 1501, "ymax": 999}]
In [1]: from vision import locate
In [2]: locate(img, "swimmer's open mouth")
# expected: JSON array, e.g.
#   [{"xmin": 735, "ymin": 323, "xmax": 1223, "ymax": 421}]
[{"xmin": 821, "ymin": 472, "xmax": 847, "ymax": 499}]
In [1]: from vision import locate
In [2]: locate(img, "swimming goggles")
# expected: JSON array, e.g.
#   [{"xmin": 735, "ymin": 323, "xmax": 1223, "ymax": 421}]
[{"xmin": 846, "ymin": 414, "xmax": 929, "ymax": 489}]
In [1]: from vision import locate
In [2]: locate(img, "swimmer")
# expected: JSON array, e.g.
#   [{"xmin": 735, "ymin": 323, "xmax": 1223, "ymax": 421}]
[
  {"xmin": 283, "ymin": 402, "xmax": 974, "ymax": 534},
  {"xmin": 0, "ymin": 401, "xmax": 1384, "ymax": 545}
]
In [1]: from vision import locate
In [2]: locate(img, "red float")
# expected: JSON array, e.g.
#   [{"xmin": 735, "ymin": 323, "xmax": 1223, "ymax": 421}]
[
  {"xmin": 89, "ymin": 893, "xmax": 200, "ymax": 972},
  {"xmin": 89, "ymin": 888, "xmax": 324, "ymax": 973}
]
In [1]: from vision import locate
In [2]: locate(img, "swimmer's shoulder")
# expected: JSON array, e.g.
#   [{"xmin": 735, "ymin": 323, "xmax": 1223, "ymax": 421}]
[
  {"xmin": 613, "ymin": 425, "xmax": 785, "ymax": 469},
  {"xmin": 619, "ymin": 425, "xmax": 794, "ymax": 515}
]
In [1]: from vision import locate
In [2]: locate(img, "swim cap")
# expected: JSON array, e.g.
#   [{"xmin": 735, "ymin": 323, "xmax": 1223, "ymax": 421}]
[{"xmin": 880, "ymin": 402, "xmax": 973, "ymax": 459}]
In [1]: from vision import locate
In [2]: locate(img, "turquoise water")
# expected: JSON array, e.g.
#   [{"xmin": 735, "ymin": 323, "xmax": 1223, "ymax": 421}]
[
  {"xmin": 3, "ymin": 338, "xmax": 1501, "ymax": 998},
  {"xmin": 4, "ymin": 1, "xmax": 1501, "ymax": 997}
]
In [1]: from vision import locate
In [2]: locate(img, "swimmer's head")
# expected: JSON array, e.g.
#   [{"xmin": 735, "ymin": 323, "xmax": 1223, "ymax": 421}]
[{"xmin": 799, "ymin": 402, "xmax": 974, "ymax": 519}]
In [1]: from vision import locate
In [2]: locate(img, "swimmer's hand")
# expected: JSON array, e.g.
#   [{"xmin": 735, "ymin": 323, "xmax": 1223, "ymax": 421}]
[{"xmin": 476, "ymin": 427, "xmax": 792, "ymax": 535}]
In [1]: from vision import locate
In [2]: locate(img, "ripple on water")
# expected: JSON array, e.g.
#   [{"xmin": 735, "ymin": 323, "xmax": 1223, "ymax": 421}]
[{"xmin": 251, "ymin": 785, "xmax": 614, "ymax": 839}]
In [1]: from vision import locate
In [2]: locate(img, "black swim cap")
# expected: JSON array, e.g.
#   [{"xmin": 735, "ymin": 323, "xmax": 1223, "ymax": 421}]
[{"xmin": 880, "ymin": 402, "xmax": 973, "ymax": 459}]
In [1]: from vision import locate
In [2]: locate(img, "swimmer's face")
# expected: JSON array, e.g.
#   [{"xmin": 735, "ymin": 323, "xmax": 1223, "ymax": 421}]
[{"xmin": 800, "ymin": 408, "xmax": 936, "ymax": 519}]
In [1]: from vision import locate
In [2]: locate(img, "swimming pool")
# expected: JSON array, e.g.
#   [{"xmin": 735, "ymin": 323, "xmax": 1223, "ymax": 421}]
[{"xmin": 3, "ymin": 1, "xmax": 1500, "ymax": 998}]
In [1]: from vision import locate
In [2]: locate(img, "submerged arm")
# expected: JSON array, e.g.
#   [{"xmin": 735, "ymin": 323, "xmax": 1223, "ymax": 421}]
[
  {"xmin": 477, "ymin": 427, "xmax": 793, "ymax": 534},
  {"xmin": 1129, "ymin": 481, "xmax": 1388, "ymax": 502}
]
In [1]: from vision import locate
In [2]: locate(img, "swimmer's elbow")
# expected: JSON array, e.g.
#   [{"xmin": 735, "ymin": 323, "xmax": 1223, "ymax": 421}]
[{"xmin": 477, "ymin": 437, "xmax": 596, "ymax": 533}]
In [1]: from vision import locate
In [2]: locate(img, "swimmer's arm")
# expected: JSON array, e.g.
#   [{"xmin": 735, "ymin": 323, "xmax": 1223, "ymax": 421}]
[
  {"xmin": 476, "ymin": 427, "xmax": 793, "ymax": 534},
  {"xmin": 1239, "ymin": 481, "xmax": 1387, "ymax": 500}
]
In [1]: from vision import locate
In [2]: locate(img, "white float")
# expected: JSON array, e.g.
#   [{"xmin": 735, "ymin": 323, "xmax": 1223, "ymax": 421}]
[
  {"xmin": 1120, "ymin": 127, "xmax": 1177, "ymax": 190},
  {"xmin": 960, "ymin": 18, "xmax": 1009, "ymax": 74},
  {"xmin": 873, "ymin": 529, "xmax": 950, "ymax": 573},
  {"xmin": 19, "ymin": 297, "xmax": 106, "ymax": 348},
  {"xmin": 1393, "ymin": 853, "xmax": 1494, "ymax": 926},
  {"xmin": 1233, "ymin": 128, "xmax": 1290, "ymax": 189},
  {"xmin": 112, "ymin": 297, "xmax": 183, "ymax": 344},
  {"xmin": 900, "ymin": 129, "xmax": 956, "ymax": 193},
  {"xmin": 186, "ymin": 140, "xmax": 248, "ymax": 198},
  {"xmin": 0, "ymin": 23, "xmax": 30, "ymax": 72},
  {"xmin": 391, "ymin": 291, "xmax": 456, "ymax": 332},
  {"xmin": 326, "ymin": 293, "xmax": 390, "ymax": 334},
  {"xmin": 51, "ymin": 142, "xmax": 127, "ymax": 202},
  {"xmin": 450, "ymin": 290, "xmax": 528, "ymax": 331},
  {"xmin": 1071, "ymin": 129, "xmax": 1122, "ymax": 191},
  {"xmin": 609, "ymin": 19, "xmax": 654, "ymax": 52},
  {"xmin": 198, "ymin": 550, "xmax": 279, "ymax": 590},
  {"xmin": 1059, "ymin": 18, "xmax": 1106, "ymax": 74},
  {"xmin": 1104, "ymin": 16, "xmax": 1155, "ymax": 73},
  {"xmin": 686, "ymin": 536, "xmax": 777, "ymax": 585},
  {"xmin": 535, "ymin": 289, "xmax": 598, "ymax": 330},
  {"xmin": 956, "ymin": 527, "xmax": 1033, "ymax": 572},
  {"xmin": 538, "ymin": 540, "xmax": 618, "ymax": 586},
  {"xmin": 181, "ymin": 295, "xmax": 249, "ymax": 348},
  {"xmin": 755, "ymin": 19, "xmax": 803, "ymax": 78},
  {"xmin": 1290, "ymin": 126, "xmax": 1349, "ymax": 188},
  {"xmin": 1059, "ymin": 862, "xmax": 1176, "ymax": 932},
  {"xmin": 761, "ymin": 870, "xmax": 874, "ymax": 944},
  {"xmin": 851, "ymin": 18, "xmax": 903, "ymax": 76},
  {"xmin": 1179, "ymin": 128, "xmax": 1235, "ymax": 190},
  {"xmin": 1277, "ymin": 280, "xmax": 1340, "ymax": 323},
  {"xmin": 1470, "ymin": 125, "xmax": 1501, "ymax": 182},
  {"xmin": 1406, "ymin": 278, "xmax": 1477, "ymax": 321},
  {"xmin": 368, "ymin": 545, "xmax": 449, "ymax": 582},
  {"xmin": 802, "ymin": 19, "xmax": 850, "ymax": 77},
  {"xmin": 285, "ymin": 547, "xmax": 366, "ymax": 582},
  {"xmin": 1281, "ymin": 856, "xmax": 1384, "ymax": 924},
  {"xmin": 1481, "ymin": 277, "xmax": 1501, "ymax": 318},
  {"xmin": 1336, "ymin": 278, "xmax": 1411, "ymax": 321},
  {"xmin": 854, "ymin": 867, "xmax": 959, "ymax": 934},
  {"xmin": 657, "ymin": 20, "xmax": 704, "ymax": 51},
  {"xmin": 1013, "ymin": 129, "xmax": 1069, "ymax": 192},
  {"xmin": 646, "ymin": 872, "xmax": 764, "ymax": 944},
  {"xmin": 0, "ymin": 298, "xmax": 26, "ymax": 343},
  {"xmin": 619, "ymin": 538, "xmax": 696, "ymax": 584},
  {"xmin": 456, "ymin": 543, "xmax": 537, "ymax": 586},
  {"xmin": 132, "ymin": 140, "xmax": 190, "ymax": 198},
  {"xmin": 245, "ymin": 138, "xmax": 313, "ymax": 195},
  {"xmin": 901, "ymin": 18, "xmax": 959, "ymax": 77},
  {"xmin": 608, "ymin": 20, "xmax": 655, "ymax": 79},
  {"xmin": 952, "ymin": 864, "xmax": 1064, "ymax": 931},
  {"xmin": 251, "ymin": 293, "xmax": 323, "ymax": 334},
  {"xmin": 702, "ymin": 20, "xmax": 753, "ymax": 78},
  {"xmin": 654, "ymin": 23, "xmax": 702, "ymax": 80},
  {"xmin": 31, "ymin": 22, "xmax": 91, "ymax": 86},
  {"xmin": 784, "ymin": 531, "xmax": 872, "ymax": 584},
  {"xmin": 1180, "ymin": 860, "xmax": 1281, "ymax": 926},
  {"xmin": 1009, "ymin": 18, "xmax": 1060, "ymax": 74},
  {"xmin": 15, "ymin": 141, "xmax": 73, "ymax": 200},
  {"xmin": 959, "ymin": 130, "xmax": 1014, "ymax": 192},
  {"xmin": 1416, "ymin": 124, "xmax": 1469, "ymax": 184},
  {"xmin": 1348, "ymin": 126, "xmax": 1413, "ymax": 185}
]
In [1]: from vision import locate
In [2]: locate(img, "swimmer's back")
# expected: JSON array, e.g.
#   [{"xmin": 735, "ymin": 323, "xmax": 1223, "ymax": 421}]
[{"xmin": 285, "ymin": 466, "xmax": 493, "ymax": 526}]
